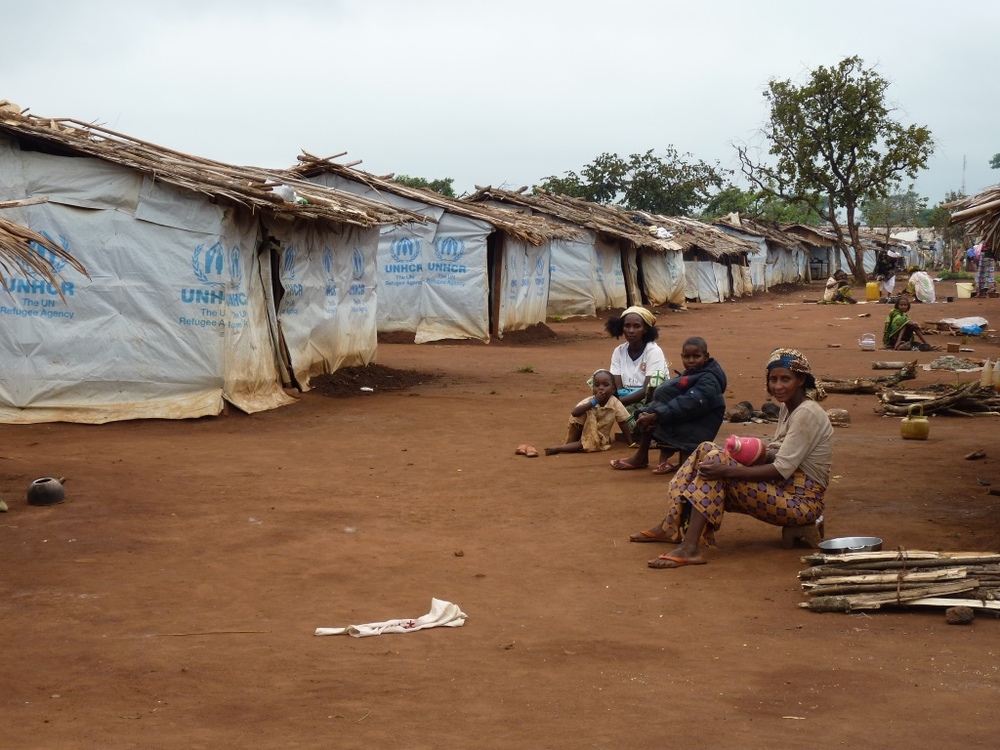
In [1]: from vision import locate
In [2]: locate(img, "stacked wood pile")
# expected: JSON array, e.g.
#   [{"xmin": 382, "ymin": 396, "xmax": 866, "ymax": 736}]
[
  {"xmin": 818, "ymin": 360, "xmax": 917, "ymax": 394},
  {"xmin": 798, "ymin": 550, "xmax": 1000, "ymax": 613},
  {"xmin": 877, "ymin": 382, "xmax": 1000, "ymax": 416}
]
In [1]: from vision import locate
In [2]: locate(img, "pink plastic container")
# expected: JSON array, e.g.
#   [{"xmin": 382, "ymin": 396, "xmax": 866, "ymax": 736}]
[{"xmin": 724, "ymin": 435, "xmax": 765, "ymax": 466}]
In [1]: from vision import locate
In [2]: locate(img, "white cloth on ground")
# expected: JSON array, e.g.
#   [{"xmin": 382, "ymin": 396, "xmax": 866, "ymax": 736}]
[{"xmin": 314, "ymin": 598, "xmax": 467, "ymax": 637}]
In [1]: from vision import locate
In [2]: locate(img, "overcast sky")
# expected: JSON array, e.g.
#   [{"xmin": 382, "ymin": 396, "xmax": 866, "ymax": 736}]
[{"xmin": 3, "ymin": 0, "xmax": 997, "ymax": 207}]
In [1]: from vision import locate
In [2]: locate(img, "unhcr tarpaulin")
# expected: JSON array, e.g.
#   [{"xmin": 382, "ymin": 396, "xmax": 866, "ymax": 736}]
[
  {"xmin": 267, "ymin": 218, "xmax": 381, "ymax": 388},
  {"xmin": 640, "ymin": 249, "xmax": 686, "ymax": 306},
  {"xmin": 594, "ymin": 235, "xmax": 628, "ymax": 310},
  {"xmin": 0, "ymin": 137, "xmax": 296, "ymax": 423},
  {"xmin": 497, "ymin": 237, "xmax": 549, "ymax": 337},
  {"xmin": 548, "ymin": 233, "xmax": 598, "ymax": 318},
  {"xmin": 305, "ymin": 172, "xmax": 495, "ymax": 343}
]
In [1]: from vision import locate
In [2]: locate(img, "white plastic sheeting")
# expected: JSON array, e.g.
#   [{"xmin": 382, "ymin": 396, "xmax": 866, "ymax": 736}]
[
  {"xmin": 684, "ymin": 261, "xmax": 727, "ymax": 303},
  {"xmin": 639, "ymin": 248, "xmax": 686, "ymax": 306},
  {"xmin": 498, "ymin": 238, "xmax": 549, "ymax": 337},
  {"xmin": 594, "ymin": 235, "xmax": 628, "ymax": 310},
  {"xmin": 547, "ymin": 233, "xmax": 599, "ymax": 317},
  {"xmin": 0, "ymin": 136, "xmax": 382, "ymax": 423},
  {"xmin": 267, "ymin": 218, "xmax": 381, "ymax": 389},
  {"xmin": 307, "ymin": 172, "xmax": 508, "ymax": 343}
]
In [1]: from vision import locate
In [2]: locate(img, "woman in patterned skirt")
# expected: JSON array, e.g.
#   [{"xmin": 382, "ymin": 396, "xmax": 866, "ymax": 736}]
[{"xmin": 630, "ymin": 348, "xmax": 833, "ymax": 569}]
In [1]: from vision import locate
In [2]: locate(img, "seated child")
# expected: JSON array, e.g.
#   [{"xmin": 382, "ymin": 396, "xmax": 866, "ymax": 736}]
[
  {"xmin": 610, "ymin": 336, "xmax": 727, "ymax": 474},
  {"xmin": 545, "ymin": 369, "xmax": 631, "ymax": 456},
  {"xmin": 823, "ymin": 270, "xmax": 857, "ymax": 303},
  {"xmin": 883, "ymin": 296, "xmax": 933, "ymax": 350}
]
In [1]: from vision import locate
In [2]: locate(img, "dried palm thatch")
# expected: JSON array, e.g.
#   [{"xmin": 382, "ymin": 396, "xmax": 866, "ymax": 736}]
[
  {"xmin": 946, "ymin": 185, "xmax": 1000, "ymax": 248},
  {"xmin": 0, "ymin": 105, "xmax": 425, "ymax": 230},
  {"xmin": 464, "ymin": 187, "xmax": 757, "ymax": 259},
  {"xmin": 289, "ymin": 154, "xmax": 582, "ymax": 247},
  {"xmin": 0, "ymin": 198, "xmax": 88, "ymax": 301}
]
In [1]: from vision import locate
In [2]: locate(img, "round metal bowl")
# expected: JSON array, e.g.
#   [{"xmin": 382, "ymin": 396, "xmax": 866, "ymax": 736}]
[{"xmin": 818, "ymin": 536, "xmax": 883, "ymax": 554}]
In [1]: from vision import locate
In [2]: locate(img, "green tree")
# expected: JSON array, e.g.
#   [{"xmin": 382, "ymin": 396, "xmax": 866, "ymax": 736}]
[
  {"xmin": 700, "ymin": 184, "xmax": 821, "ymax": 224},
  {"xmin": 536, "ymin": 147, "xmax": 728, "ymax": 216},
  {"xmin": 926, "ymin": 190, "xmax": 969, "ymax": 254},
  {"xmin": 736, "ymin": 56, "xmax": 934, "ymax": 282},
  {"xmin": 990, "ymin": 153, "xmax": 1000, "ymax": 170},
  {"xmin": 391, "ymin": 175, "xmax": 456, "ymax": 198},
  {"xmin": 859, "ymin": 187, "xmax": 927, "ymax": 256}
]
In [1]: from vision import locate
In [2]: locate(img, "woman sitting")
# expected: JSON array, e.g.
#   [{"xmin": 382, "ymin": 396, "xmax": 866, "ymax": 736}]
[
  {"xmin": 629, "ymin": 348, "xmax": 832, "ymax": 568},
  {"xmin": 604, "ymin": 306, "xmax": 668, "ymax": 442},
  {"xmin": 883, "ymin": 297, "xmax": 932, "ymax": 350},
  {"xmin": 611, "ymin": 336, "xmax": 726, "ymax": 473}
]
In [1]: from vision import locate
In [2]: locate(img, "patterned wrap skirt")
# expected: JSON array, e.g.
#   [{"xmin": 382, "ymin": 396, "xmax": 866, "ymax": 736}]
[{"xmin": 657, "ymin": 441, "xmax": 826, "ymax": 548}]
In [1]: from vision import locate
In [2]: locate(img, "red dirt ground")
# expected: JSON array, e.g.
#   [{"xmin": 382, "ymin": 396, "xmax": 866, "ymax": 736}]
[{"xmin": 3, "ymin": 281, "xmax": 1000, "ymax": 749}]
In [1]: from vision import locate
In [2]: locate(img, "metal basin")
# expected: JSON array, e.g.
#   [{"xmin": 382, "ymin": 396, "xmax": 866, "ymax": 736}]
[{"xmin": 818, "ymin": 536, "xmax": 883, "ymax": 554}]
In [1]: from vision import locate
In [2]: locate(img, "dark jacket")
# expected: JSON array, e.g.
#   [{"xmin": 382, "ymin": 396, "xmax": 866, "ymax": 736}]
[{"xmin": 636, "ymin": 358, "xmax": 727, "ymax": 452}]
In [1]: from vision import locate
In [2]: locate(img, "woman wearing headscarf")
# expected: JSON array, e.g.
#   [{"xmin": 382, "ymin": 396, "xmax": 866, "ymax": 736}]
[
  {"xmin": 604, "ymin": 306, "xmax": 668, "ymax": 442},
  {"xmin": 883, "ymin": 297, "xmax": 932, "ymax": 350},
  {"xmin": 629, "ymin": 348, "xmax": 833, "ymax": 568}
]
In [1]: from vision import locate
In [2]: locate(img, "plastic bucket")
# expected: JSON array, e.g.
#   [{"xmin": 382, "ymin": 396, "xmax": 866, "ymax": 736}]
[
  {"xmin": 956, "ymin": 282, "xmax": 974, "ymax": 298},
  {"xmin": 865, "ymin": 281, "xmax": 880, "ymax": 301}
]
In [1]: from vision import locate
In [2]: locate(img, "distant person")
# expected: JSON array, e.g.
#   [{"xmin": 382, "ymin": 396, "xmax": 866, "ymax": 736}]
[
  {"xmin": 544, "ymin": 369, "xmax": 631, "ymax": 456},
  {"xmin": 873, "ymin": 249, "xmax": 902, "ymax": 300},
  {"xmin": 823, "ymin": 270, "xmax": 856, "ymax": 303},
  {"xmin": 604, "ymin": 306, "xmax": 668, "ymax": 442},
  {"xmin": 905, "ymin": 268, "xmax": 936, "ymax": 303},
  {"xmin": 611, "ymin": 337, "xmax": 727, "ymax": 476},
  {"xmin": 975, "ymin": 245, "xmax": 996, "ymax": 297},
  {"xmin": 883, "ymin": 297, "xmax": 933, "ymax": 350}
]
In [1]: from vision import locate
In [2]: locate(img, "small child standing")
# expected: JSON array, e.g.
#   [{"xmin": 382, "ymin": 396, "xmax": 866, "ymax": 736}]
[{"xmin": 545, "ymin": 369, "xmax": 631, "ymax": 456}]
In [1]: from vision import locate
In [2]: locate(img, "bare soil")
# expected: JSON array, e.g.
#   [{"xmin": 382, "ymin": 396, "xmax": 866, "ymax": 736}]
[{"xmin": 3, "ymin": 281, "xmax": 1000, "ymax": 749}]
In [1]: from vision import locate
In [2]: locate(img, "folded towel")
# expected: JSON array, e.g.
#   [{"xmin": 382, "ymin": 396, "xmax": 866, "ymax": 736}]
[{"xmin": 314, "ymin": 598, "xmax": 467, "ymax": 637}]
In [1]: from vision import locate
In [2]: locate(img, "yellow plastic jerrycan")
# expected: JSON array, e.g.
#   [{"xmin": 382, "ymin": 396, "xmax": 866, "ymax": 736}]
[
  {"xmin": 900, "ymin": 404, "xmax": 930, "ymax": 440},
  {"xmin": 866, "ymin": 281, "xmax": 880, "ymax": 301}
]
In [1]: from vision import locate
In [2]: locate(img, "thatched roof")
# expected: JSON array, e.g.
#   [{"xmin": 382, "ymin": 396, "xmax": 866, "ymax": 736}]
[
  {"xmin": 0, "ymin": 102, "xmax": 424, "ymax": 229},
  {"xmin": 0, "ymin": 197, "xmax": 87, "ymax": 298},
  {"xmin": 780, "ymin": 223, "xmax": 883, "ymax": 251},
  {"xmin": 713, "ymin": 213, "xmax": 804, "ymax": 251},
  {"xmin": 465, "ymin": 187, "xmax": 756, "ymax": 259},
  {"xmin": 946, "ymin": 186, "xmax": 1000, "ymax": 248},
  {"xmin": 289, "ymin": 155, "xmax": 581, "ymax": 247}
]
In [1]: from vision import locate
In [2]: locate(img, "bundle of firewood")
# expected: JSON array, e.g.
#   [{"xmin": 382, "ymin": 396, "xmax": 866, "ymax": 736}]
[
  {"xmin": 877, "ymin": 382, "xmax": 1000, "ymax": 416},
  {"xmin": 798, "ymin": 550, "xmax": 1000, "ymax": 613}
]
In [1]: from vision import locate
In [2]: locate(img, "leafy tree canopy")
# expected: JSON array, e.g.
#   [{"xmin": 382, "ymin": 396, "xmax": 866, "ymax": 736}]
[
  {"xmin": 700, "ymin": 184, "xmax": 822, "ymax": 224},
  {"xmin": 990, "ymin": 153, "xmax": 1000, "ymax": 170},
  {"xmin": 535, "ymin": 147, "xmax": 729, "ymax": 216},
  {"xmin": 859, "ymin": 188, "xmax": 926, "ymax": 230},
  {"xmin": 391, "ymin": 175, "xmax": 456, "ymax": 198},
  {"xmin": 925, "ymin": 190, "xmax": 969, "ymax": 245},
  {"xmin": 736, "ymin": 55, "xmax": 934, "ymax": 282}
]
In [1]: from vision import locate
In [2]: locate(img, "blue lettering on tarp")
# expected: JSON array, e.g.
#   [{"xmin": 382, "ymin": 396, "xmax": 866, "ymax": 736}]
[
  {"xmin": 428, "ymin": 262, "xmax": 467, "ymax": 273},
  {"xmin": 181, "ymin": 288, "xmax": 226, "ymax": 304},
  {"xmin": 2, "ymin": 277, "xmax": 76, "ymax": 297},
  {"xmin": 349, "ymin": 283, "xmax": 366, "ymax": 296},
  {"xmin": 386, "ymin": 263, "xmax": 423, "ymax": 273}
]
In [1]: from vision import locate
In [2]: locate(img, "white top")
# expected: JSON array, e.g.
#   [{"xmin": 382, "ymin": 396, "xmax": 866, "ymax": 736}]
[{"xmin": 610, "ymin": 341, "xmax": 668, "ymax": 390}]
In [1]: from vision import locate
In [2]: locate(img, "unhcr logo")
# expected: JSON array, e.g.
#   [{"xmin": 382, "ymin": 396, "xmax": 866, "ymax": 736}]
[
  {"xmin": 387, "ymin": 237, "xmax": 422, "ymax": 273},
  {"xmin": 183, "ymin": 242, "xmax": 248, "ymax": 306},
  {"xmin": 1, "ymin": 231, "xmax": 77, "ymax": 298},
  {"xmin": 323, "ymin": 247, "xmax": 338, "ymax": 297},
  {"xmin": 282, "ymin": 246, "xmax": 298, "ymax": 280},
  {"xmin": 349, "ymin": 248, "xmax": 366, "ymax": 296},
  {"xmin": 430, "ymin": 236, "xmax": 467, "ymax": 273}
]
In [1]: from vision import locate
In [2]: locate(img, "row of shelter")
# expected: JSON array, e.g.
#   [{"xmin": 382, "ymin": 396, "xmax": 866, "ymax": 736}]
[{"xmin": 0, "ymin": 103, "xmax": 918, "ymax": 424}]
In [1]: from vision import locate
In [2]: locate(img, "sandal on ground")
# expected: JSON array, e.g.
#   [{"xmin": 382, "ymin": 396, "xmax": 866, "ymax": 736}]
[
  {"xmin": 610, "ymin": 458, "xmax": 647, "ymax": 470},
  {"xmin": 523, "ymin": 445, "xmax": 538, "ymax": 458},
  {"xmin": 648, "ymin": 553, "xmax": 707, "ymax": 569},
  {"xmin": 629, "ymin": 529, "xmax": 681, "ymax": 544},
  {"xmin": 651, "ymin": 461, "xmax": 679, "ymax": 475}
]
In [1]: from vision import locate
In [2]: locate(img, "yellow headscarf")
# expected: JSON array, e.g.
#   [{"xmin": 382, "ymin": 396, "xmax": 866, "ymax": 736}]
[{"xmin": 621, "ymin": 306, "xmax": 656, "ymax": 327}]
